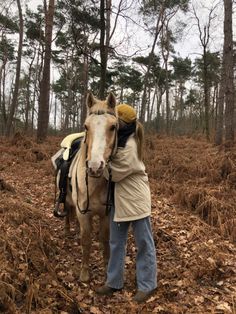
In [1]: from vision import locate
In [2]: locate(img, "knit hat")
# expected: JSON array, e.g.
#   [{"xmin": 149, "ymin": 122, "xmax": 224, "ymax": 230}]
[{"xmin": 117, "ymin": 104, "xmax": 137, "ymax": 123}]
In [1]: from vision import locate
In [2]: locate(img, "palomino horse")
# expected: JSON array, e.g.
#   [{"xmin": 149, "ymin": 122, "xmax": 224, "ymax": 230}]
[{"xmin": 66, "ymin": 91, "xmax": 117, "ymax": 282}]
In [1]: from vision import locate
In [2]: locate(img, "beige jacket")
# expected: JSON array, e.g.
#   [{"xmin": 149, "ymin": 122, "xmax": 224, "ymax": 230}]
[{"xmin": 105, "ymin": 135, "xmax": 151, "ymax": 222}]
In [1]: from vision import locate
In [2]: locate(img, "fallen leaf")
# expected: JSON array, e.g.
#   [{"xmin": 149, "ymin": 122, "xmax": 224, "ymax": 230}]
[
  {"xmin": 216, "ymin": 302, "xmax": 232, "ymax": 313},
  {"xmin": 90, "ymin": 306, "xmax": 102, "ymax": 314}
]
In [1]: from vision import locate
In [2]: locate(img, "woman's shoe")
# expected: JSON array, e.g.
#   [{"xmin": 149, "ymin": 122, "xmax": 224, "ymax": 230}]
[
  {"xmin": 95, "ymin": 285, "xmax": 121, "ymax": 296},
  {"xmin": 133, "ymin": 289, "xmax": 156, "ymax": 303}
]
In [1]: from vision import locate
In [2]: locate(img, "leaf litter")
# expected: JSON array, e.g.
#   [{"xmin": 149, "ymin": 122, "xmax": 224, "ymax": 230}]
[{"xmin": 0, "ymin": 134, "xmax": 235, "ymax": 313}]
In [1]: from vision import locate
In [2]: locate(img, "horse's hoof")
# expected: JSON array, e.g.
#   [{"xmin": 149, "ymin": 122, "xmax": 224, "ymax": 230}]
[{"xmin": 80, "ymin": 269, "xmax": 90, "ymax": 282}]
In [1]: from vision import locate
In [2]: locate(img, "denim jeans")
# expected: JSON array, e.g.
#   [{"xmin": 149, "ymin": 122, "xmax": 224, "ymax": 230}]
[{"xmin": 106, "ymin": 207, "xmax": 157, "ymax": 292}]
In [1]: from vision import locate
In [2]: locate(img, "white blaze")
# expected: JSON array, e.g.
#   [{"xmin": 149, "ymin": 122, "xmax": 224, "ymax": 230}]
[{"xmin": 88, "ymin": 115, "xmax": 106, "ymax": 172}]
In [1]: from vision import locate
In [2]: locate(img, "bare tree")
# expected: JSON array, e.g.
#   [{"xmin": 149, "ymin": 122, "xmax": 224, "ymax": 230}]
[
  {"xmin": 25, "ymin": 48, "xmax": 37, "ymax": 132},
  {"xmin": 215, "ymin": 0, "xmax": 234, "ymax": 146},
  {"xmin": 224, "ymin": 0, "xmax": 234, "ymax": 144},
  {"xmin": 0, "ymin": 36, "xmax": 9, "ymax": 131},
  {"xmin": 5, "ymin": 0, "xmax": 23, "ymax": 136},
  {"xmin": 139, "ymin": 5, "xmax": 164, "ymax": 123},
  {"xmin": 192, "ymin": 3, "xmax": 217, "ymax": 140},
  {"xmin": 139, "ymin": 1, "xmax": 189, "ymax": 124},
  {"xmin": 161, "ymin": 20, "xmax": 171, "ymax": 135},
  {"xmin": 99, "ymin": 0, "xmax": 111, "ymax": 100},
  {"xmin": 37, "ymin": 0, "xmax": 55, "ymax": 142},
  {"xmin": 99, "ymin": 0, "xmax": 124, "ymax": 100},
  {"xmin": 215, "ymin": 64, "xmax": 225, "ymax": 145}
]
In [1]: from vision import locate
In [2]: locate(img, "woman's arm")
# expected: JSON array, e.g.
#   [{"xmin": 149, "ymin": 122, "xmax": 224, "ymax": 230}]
[{"xmin": 104, "ymin": 138, "xmax": 141, "ymax": 182}]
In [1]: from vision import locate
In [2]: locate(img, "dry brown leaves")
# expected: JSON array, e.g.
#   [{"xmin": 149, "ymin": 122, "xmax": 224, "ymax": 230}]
[
  {"xmin": 0, "ymin": 134, "xmax": 235, "ymax": 313},
  {"xmin": 146, "ymin": 135, "xmax": 236, "ymax": 242}
]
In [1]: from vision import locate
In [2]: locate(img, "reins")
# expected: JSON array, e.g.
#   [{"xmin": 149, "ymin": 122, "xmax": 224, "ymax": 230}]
[
  {"xmin": 105, "ymin": 125, "xmax": 118, "ymax": 215},
  {"xmin": 76, "ymin": 110, "xmax": 117, "ymax": 215},
  {"xmin": 105, "ymin": 165, "xmax": 113, "ymax": 216}
]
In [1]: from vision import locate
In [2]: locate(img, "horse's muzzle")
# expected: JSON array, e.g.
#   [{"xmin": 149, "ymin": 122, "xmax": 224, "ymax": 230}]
[
  {"xmin": 87, "ymin": 167, "xmax": 103, "ymax": 178},
  {"xmin": 87, "ymin": 160, "xmax": 104, "ymax": 177}
]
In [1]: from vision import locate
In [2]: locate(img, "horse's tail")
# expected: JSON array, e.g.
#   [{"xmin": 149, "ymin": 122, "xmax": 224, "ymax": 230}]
[{"xmin": 135, "ymin": 121, "xmax": 144, "ymax": 161}]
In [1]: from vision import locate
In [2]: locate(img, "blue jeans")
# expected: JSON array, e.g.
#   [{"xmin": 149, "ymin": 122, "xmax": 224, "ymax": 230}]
[{"xmin": 106, "ymin": 207, "xmax": 157, "ymax": 292}]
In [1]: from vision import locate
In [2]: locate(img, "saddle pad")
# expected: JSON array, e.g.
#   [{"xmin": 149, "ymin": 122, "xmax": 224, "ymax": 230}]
[
  {"xmin": 61, "ymin": 132, "xmax": 85, "ymax": 149},
  {"xmin": 61, "ymin": 132, "xmax": 85, "ymax": 161}
]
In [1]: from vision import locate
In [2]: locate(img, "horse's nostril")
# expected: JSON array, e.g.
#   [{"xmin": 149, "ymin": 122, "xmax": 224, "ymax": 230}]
[
  {"xmin": 97, "ymin": 161, "xmax": 104, "ymax": 170},
  {"xmin": 87, "ymin": 160, "xmax": 104, "ymax": 174},
  {"xmin": 89, "ymin": 169, "xmax": 95, "ymax": 175}
]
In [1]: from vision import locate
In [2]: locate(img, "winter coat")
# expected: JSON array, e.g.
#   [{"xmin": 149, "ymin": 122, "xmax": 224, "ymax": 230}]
[{"xmin": 104, "ymin": 135, "xmax": 151, "ymax": 222}]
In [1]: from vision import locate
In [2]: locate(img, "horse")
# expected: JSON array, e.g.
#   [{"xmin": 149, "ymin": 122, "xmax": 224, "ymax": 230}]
[{"xmin": 65, "ymin": 91, "xmax": 118, "ymax": 282}]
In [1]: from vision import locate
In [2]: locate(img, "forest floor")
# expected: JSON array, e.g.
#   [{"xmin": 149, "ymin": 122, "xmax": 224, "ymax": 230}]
[{"xmin": 0, "ymin": 133, "xmax": 236, "ymax": 314}]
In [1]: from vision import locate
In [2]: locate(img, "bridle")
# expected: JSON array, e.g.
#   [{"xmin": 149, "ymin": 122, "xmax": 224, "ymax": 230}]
[{"xmin": 76, "ymin": 109, "xmax": 118, "ymax": 215}]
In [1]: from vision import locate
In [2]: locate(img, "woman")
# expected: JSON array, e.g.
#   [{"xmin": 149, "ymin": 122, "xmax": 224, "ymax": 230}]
[{"xmin": 96, "ymin": 104, "xmax": 157, "ymax": 303}]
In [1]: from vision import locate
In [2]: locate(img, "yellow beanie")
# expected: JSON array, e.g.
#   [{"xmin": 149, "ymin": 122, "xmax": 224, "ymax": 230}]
[{"xmin": 117, "ymin": 104, "xmax": 137, "ymax": 123}]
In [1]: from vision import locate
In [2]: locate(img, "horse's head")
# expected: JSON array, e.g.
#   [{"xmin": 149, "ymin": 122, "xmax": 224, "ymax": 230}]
[{"xmin": 84, "ymin": 91, "xmax": 117, "ymax": 177}]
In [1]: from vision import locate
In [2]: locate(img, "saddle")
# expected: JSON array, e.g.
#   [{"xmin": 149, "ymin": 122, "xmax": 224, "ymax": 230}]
[{"xmin": 51, "ymin": 132, "xmax": 85, "ymax": 217}]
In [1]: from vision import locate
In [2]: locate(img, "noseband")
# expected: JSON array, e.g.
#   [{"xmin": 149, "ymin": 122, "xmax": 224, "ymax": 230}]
[{"xmin": 77, "ymin": 109, "xmax": 118, "ymax": 215}]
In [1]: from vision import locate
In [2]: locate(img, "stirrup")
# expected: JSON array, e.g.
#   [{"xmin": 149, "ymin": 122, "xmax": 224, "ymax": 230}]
[{"xmin": 53, "ymin": 200, "xmax": 68, "ymax": 218}]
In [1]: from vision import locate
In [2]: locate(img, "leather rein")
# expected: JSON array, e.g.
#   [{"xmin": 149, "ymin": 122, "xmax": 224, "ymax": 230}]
[{"xmin": 76, "ymin": 109, "xmax": 117, "ymax": 215}]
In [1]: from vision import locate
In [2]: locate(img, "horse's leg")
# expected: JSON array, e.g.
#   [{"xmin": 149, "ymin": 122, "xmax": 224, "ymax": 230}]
[
  {"xmin": 99, "ymin": 215, "xmax": 110, "ymax": 268},
  {"xmin": 78, "ymin": 214, "xmax": 92, "ymax": 282},
  {"xmin": 65, "ymin": 215, "xmax": 70, "ymax": 236},
  {"xmin": 64, "ymin": 191, "xmax": 78, "ymax": 237}
]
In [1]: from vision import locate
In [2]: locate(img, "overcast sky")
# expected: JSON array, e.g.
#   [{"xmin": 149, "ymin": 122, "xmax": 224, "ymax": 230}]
[
  {"xmin": 26, "ymin": 0, "xmax": 235, "ymax": 62},
  {"xmin": 18, "ymin": 0, "xmax": 235, "ymax": 123}
]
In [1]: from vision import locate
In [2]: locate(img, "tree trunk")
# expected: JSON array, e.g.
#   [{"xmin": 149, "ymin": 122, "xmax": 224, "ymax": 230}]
[
  {"xmin": 212, "ymin": 84, "xmax": 217, "ymax": 131},
  {"xmin": 37, "ymin": 0, "xmax": 55, "ymax": 142},
  {"xmin": 147, "ymin": 84, "xmax": 151, "ymax": 122},
  {"xmin": 54, "ymin": 98, "xmax": 57, "ymax": 130},
  {"xmin": 160, "ymin": 19, "xmax": 171, "ymax": 135},
  {"xmin": 63, "ymin": 54, "xmax": 73, "ymax": 131},
  {"xmin": 25, "ymin": 49, "xmax": 36, "ymax": 132},
  {"xmin": 80, "ymin": 52, "xmax": 89, "ymax": 129},
  {"xmin": 99, "ymin": 0, "xmax": 111, "ymax": 100},
  {"xmin": 156, "ymin": 89, "xmax": 163, "ymax": 128},
  {"xmin": 140, "ymin": 7, "xmax": 164, "ymax": 123},
  {"xmin": 215, "ymin": 71, "xmax": 224, "ymax": 145},
  {"xmin": 5, "ymin": 0, "xmax": 23, "ymax": 136},
  {"xmin": 224, "ymin": 0, "xmax": 234, "ymax": 144},
  {"xmin": 120, "ymin": 85, "xmax": 124, "ymax": 103},
  {"xmin": 31, "ymin": 45, "xmax": 41, "ymax": 130},
  {"xmin": 203, "ymin": 46, "xmax": 210, "ymax": 140},
  {"xmin": 150, "ymin": 86, "xmax": 157, "ymax": 121},
  {"xmin": 179, "ymin": 80, "xmax": 184, "ymax": 120},
  {"xmin": 0, "ymin": 58, "xmax": 7, "ymax": 132},
  {"xmin": 164, "ymin": 52, "xmax": 170, "ymax": 135}
]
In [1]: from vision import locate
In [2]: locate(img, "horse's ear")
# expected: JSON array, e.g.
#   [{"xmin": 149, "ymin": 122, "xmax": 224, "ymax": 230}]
[
  {"xmin": 87, "ymin": 92, "xmax": 95, "ymax": 108},
  {"xmin": 107, "ymin": 92, "xmax": 116, "ymax": 109}
]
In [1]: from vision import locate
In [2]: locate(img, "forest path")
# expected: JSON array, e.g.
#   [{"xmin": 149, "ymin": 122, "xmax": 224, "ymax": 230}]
[{"xmin": 0, "ymin": 136, "xmax": 235, "ymax": 314}]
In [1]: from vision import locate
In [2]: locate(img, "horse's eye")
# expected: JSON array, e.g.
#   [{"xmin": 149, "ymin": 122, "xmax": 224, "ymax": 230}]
[{"xmin": 110, "ymin": 125, "xmax": 116, "ymax": 131}]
